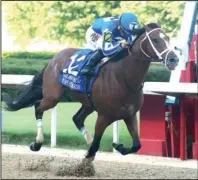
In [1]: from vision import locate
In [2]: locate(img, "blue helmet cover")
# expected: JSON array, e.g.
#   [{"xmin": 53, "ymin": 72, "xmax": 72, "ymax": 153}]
[{"xmin": 119, "ymin": 13, "xmax": 139, "ymax": 34}]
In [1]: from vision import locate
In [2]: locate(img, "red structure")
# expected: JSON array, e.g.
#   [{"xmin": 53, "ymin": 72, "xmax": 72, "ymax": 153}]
[
  {"xmin": 138, "ymin": 24, "xmax": 198, "ymax": 160},
  {"xmin": 181, "ymin": 32, "xmax": 198, "ymax": 160},
  {"xmin": 138, "ymin": 95, "xmax": 167, "ymax": 156}
]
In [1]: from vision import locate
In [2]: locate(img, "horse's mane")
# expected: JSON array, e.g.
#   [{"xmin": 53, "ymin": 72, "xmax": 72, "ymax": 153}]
[
  {"xmin": 132, "ymin": 23, "xmax": 161, "ymax": 44},
  {"xmin": 147, "ymin": 23, "xmax": 161, "ymax": 29}
]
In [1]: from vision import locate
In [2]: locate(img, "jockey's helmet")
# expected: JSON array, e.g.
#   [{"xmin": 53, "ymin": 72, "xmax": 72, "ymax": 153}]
[{"xmin": 119, "ymin": 13, "xmax": 140, "ymax": 36}]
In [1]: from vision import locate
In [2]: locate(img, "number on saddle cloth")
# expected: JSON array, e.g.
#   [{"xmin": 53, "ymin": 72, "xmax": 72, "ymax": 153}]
[
  {"xmin": 63, "ymin": 49, "xmax": 94, "ymax": 76},
  {"xmin": 58, "ymin": 49, "xmax": 107, "ymax": 93}
]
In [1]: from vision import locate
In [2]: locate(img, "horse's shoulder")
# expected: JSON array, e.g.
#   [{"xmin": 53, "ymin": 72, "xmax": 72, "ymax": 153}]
[
  {"xmin": 54, "ymin": 47, "xmax": 79, "ymax": 59},
  {"xmin": 61, "ymin": 47, "xmax": 79, "ymax": 55}
]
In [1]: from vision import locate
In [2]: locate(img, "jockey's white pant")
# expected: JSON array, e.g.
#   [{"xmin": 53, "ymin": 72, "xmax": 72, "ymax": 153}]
[{"xmin": 84, "ymin": 26, "xmax": 102, "ymax": 50}]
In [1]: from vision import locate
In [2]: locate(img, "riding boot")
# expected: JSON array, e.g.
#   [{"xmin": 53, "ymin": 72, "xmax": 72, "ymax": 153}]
[{"xmin": 80, "ymin": 49, "xmax": 104, "ymax": 76}]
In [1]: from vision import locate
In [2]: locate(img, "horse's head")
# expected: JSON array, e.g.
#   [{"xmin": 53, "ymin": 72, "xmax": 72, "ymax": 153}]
[{"xmin": 132, "ymin": 23, "xmax": 179, "ymax": 70}]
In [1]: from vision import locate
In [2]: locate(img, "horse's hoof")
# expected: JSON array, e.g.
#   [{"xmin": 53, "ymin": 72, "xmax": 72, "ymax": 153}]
[
  {"xmin": 29, "ymin": 141, "xmax": 42, "ymax": 151},
  {"xmin": 82, "ymin": 156, "xmax": 95, "ymax": 166},
  {"xmin": 112, "ymin": 143, "xmax": 124, "ymax": 151},
  {"xmin": 112, "ymin": 142, "xmax": 117, "ymax": 148},
  {"xmin": 113, "ymin": 143, "xmax": 130, "ymax": 155},
  {"xmin": 74, "ymin": 157, "xmax": 95, "ymax": 177},
  {"xmin": 131, "ymin": 145, "xmax": 141, "ymax": 153}
]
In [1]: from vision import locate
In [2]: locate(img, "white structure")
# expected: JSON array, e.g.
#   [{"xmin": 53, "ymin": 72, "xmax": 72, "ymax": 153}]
[
  {"xmin": 50, "ymin": 107, "xmax": 57, "ymax": 148},
  {"xmin": 166, "ymin": 1, "xmax": 198, "ymax": 104}
]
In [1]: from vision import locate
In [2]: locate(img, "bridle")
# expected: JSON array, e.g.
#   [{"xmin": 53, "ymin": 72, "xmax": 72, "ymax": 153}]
[
  {"xmin": 139, "ymin": 28, "xmax": 173, "ymax": 64},
  {"xmin": 120, "ymin": 27, "xmax": 174, "ymax": 93},
  {"xmin": 123, "ymin": 27, "xmax": 173, "ymax": 93}
]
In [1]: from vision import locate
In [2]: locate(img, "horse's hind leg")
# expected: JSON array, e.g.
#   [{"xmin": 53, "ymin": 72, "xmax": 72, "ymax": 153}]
[
  {"xmin": 30, "ymin": 61, "xmax": 66, "ymax": 151},
  {"xmin": 73, "ymin": 105, "xmax": 94, "ymax": 145},
  {"xmin": 30, "ymin": 93, "xmax": 63, "ymax": 151},
  {"xmin": 113, "ymin": 113, "xmax": 141, "ymax": 155},
  {"xmin": 29, "ymin": 100, "xmax": 44, "ymax": 151}
]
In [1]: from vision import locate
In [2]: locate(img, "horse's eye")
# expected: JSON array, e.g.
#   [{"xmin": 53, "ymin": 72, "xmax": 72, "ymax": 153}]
[{"xmin": 152, "ymin": 38, "xmax": 158, "ymax": 43}]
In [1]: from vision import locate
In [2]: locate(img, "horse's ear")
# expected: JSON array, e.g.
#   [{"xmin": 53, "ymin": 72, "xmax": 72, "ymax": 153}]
[
  {"xmin": 146, "ymin": 23, "xmax": 161, "ymax": 30},
  {"xmin": 143, "ymin": 24, "xmax": 149, "ymax": 32},
  {"xmin": 157, "ymin": 23, "xmax": 162, "ymax": 28},
  {"xmin": 132, "ymin": 24, "xmax": 145, "ymax": 36}
]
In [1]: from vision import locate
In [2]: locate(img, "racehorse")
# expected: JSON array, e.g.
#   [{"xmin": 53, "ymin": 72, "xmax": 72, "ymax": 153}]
[{"xmin": 3, "ymin": 23, "xmax": 179, "ymax": 163}]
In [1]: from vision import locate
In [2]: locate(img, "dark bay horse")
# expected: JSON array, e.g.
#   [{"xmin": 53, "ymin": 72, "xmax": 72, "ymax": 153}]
[{"xmin": 3, "ymin": 23, "xmax": 179, "ymax": 162}]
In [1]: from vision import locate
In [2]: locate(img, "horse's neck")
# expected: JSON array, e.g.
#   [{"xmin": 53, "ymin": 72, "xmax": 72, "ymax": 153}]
[{"xmin": 123, "ymin": 53, "xmax": 151, "ymax": 91}]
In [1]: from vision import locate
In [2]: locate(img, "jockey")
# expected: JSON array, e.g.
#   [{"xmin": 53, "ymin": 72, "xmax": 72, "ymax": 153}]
[{"xmin": 80, "ymin": 12, "xmax": 140, "ymax": 75}]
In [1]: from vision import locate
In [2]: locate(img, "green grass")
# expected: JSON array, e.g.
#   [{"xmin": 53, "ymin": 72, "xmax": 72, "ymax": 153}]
[
  {"xmin": 2, "ymin": 103, "xmax": 132, "ymax": 152},
  {"xmin": 2, "ymin": 51, "xmax": 57, "ymax": 60},
  {"xmin": 2, "ymin": 57, "xmax": 171, "ymax": 82},
  {"xmin": 2, "ymin": 58, "xmax": 49, "ymax": 75}
]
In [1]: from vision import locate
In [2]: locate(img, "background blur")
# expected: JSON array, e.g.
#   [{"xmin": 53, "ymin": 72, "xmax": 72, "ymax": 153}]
[{"xmin": 2, "ymin": 1, "xmax": 185, "ymax": 51}]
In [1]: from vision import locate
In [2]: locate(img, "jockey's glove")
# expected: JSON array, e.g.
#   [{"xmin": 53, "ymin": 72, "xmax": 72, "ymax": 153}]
[
  {"xmin": 120, "ymin": 40, "xmax": 133, "ymax": 48},
  {"xmin": 120, "ymin": 40, "xmax": 128, "ymax": 48}
]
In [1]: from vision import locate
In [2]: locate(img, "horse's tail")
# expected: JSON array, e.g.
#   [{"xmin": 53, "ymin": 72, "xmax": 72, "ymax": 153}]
[{"xmin": 2, "ymin": 66, "xmax": 47, "ymax": 111}]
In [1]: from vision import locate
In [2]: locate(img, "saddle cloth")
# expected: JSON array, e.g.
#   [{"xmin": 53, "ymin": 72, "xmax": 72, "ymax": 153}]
[{"xmin": 58, "ymin": 49, "xmax": 109, "ymax": 94}]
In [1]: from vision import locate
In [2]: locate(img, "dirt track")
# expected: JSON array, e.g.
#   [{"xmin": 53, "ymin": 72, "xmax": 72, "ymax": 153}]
[{"xmin": 2, "ymin": 144, "xmax": 198, "ymax": 179}]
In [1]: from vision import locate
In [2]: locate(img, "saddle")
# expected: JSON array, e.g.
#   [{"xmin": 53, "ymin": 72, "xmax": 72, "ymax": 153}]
[{"xmin": 58, "ymin": 48, "xmax": 128, "ymax": 93}]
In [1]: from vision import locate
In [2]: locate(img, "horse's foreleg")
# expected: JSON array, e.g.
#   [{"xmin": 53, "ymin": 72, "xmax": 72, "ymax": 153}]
[
  {"xmin": 113, "ymin": 113, "xmax": 141, "ymax": 155},
  {"xmin": 124, "ymin": 113, "xmax": 141, "ymax": 152},
  {"xmin": 73, "ymin": 105, "xmax": 94, "ymax": 145},
  {"xmin": 85, "ymin": 115, "xmax": 110, "ymax": 160}
]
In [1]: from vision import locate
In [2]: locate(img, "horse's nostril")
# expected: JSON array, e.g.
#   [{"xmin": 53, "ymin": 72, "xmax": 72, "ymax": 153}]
[
  {"xmin": 169, "ymin": 58, "xmax": 179, "ymax": 63},
  {"xmin": 169, "ymin": 59, "xmax": 175, "ymax": 62}
]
